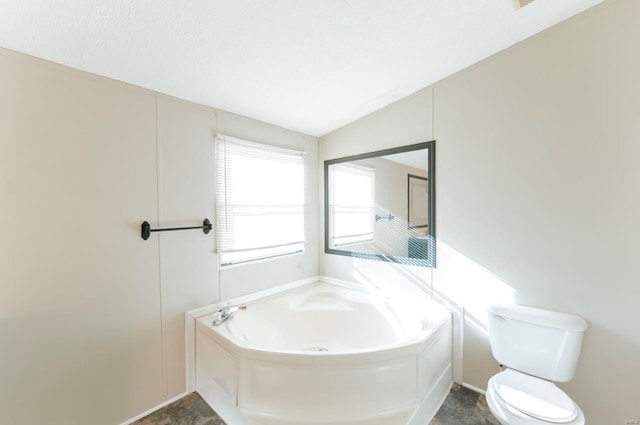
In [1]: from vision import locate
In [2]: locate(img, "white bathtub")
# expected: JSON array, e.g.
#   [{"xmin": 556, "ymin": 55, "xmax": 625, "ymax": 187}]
[{"xmin": 194, "ymin": 281, "xmax": 452, "ymax": 425}]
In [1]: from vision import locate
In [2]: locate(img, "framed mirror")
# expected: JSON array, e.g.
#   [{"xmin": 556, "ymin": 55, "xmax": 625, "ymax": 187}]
[{"xmin": 324, "ymin": 141, "xmax": 436, "ymax": 267}]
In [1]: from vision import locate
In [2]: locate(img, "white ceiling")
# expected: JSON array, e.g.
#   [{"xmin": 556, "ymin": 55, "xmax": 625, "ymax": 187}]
[{"xmin": 0, "ymin": 0, "xmax": 604, "ymax": 137}]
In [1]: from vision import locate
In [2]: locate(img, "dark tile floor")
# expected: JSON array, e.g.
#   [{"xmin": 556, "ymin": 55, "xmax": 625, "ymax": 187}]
[
  {"xmin": 430, "ymin": 384, "xmax": 501, "ymax": 425},
  {"xmin": 132, "ymin": 393, "xmax": 225, "ymax": 425},
  {"xmin": 133, "ymin": 383, "xmax": 499, "ymax": 425}
]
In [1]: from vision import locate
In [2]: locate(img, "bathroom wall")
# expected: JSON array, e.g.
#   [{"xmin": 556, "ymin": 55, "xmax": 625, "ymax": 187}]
[
  {"xmin": 0, "ymin": 47, "xmax": 318, "ymax": 425},
  {"xmin": 320, "ymin": 0, "xmax": 639, "ymax": 423}
]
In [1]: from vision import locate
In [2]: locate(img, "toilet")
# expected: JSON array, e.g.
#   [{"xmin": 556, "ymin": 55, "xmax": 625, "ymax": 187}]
[{"xmin": 486, "ymin": 304, "xmax": 588, "ymax": 425}]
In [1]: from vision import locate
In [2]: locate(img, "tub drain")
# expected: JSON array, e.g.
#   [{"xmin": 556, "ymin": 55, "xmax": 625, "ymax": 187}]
[{"xmin": 302, "ymin": 346, "xmax": 329, "ymax": 352}]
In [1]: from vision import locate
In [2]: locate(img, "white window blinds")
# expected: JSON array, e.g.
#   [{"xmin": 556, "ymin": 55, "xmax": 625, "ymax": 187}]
[
  {"xmin": 215, "ymin": 134, "xmax": 305, "ymax": 266},
  {"xmin": 329, "ymin": 163, "xmax": 375, "ymax": 247}
]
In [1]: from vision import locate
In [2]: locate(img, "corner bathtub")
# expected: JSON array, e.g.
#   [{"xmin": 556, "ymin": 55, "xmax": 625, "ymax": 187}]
[{"xmin": 195, "ymin": 281, "xmax": 452, "ymax": 425}]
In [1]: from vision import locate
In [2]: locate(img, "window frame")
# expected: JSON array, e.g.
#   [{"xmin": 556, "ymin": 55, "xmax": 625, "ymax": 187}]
[
  {"xmin": 215, "ymin": 134, "xmax": 306, "ymax": 268},
  {"xmin": 328, "ymin": 163, "xmax": 376, "ymax": 248}
]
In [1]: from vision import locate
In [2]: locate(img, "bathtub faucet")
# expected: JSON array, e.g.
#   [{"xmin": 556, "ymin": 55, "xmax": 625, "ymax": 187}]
[{"xmin": 211, "ymin": 305, "xmax": 246, "ymax": 326}]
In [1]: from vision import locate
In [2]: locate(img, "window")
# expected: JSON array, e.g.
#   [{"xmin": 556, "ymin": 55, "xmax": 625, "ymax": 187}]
[
  {"xmin": 215, "ymin": 134, "xmax": 305, "ymax": 267},
  {"xmin": 329, "ymin": 163, "xmax": 375, "ymax": 247}
]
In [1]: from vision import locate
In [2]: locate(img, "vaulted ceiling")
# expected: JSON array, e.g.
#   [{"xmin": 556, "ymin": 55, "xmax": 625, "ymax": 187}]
[{"xmin": 0, "ymin": 0, "xmax": 605, "ymax": 136}]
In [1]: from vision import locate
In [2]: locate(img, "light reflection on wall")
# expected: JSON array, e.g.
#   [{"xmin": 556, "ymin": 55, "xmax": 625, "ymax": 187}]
[
  {"xmin": 431, "ymin": 240, "xmax": 516, "ymax": 328},
  {"xmin": 340, "ymin": 239, "xmax": 515, "ymax": 328}
]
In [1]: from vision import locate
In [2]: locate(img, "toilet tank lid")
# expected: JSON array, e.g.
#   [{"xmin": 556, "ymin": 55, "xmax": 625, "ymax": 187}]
[{"xmin": 490, "ymin": 305, "xmax": 588, "ymax": 332}]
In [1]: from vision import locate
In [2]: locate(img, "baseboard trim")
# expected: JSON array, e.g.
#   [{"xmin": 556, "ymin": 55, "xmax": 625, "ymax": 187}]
[
  {"xmin": 460, "ymin": 382, "xmax": 487, "ymax": 395},
  {"xmin": 118, "ymin": 391, "xmax": 189, "ymax": 425}
]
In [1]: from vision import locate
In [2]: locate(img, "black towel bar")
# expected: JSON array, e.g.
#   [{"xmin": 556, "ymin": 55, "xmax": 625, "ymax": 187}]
[{"xmin": 141, "ymin": 219, "xmax": 212, "ymax": 240}]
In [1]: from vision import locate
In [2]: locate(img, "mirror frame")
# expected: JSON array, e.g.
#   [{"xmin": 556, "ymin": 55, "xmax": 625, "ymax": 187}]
[{"xmin": 324, "ymin": 141, "xmax": 436, "ymax": 267}]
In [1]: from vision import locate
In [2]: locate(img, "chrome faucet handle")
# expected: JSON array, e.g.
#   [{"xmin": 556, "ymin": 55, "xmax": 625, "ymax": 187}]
[
  {"xmin": 211, "ymin": 305, "xmax": 246, "ymax": 326},
  {"xmin": 211, "ymin": 310, "xmax": 226, "ymax": 325}
]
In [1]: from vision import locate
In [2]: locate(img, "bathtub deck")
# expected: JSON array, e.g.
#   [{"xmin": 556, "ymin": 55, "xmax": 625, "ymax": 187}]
[{"xmin": 131, "ymin": 384, "xmax": 499, "ymax": 425}]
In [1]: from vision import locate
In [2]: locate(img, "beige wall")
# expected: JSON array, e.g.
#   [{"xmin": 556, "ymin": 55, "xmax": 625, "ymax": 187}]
[
  {"xmin": 0, "ymin": 48, "xmax": 318, "ymax": 425},
  {"xmin": 320, "ymin": 0, "xmax": 639, "ymax": 423}
]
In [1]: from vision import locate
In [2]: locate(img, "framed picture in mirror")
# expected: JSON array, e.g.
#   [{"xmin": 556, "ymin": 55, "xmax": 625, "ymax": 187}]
[{"xmin": 408, "ymin": 174, "xmax": 428, "ymax": 230}]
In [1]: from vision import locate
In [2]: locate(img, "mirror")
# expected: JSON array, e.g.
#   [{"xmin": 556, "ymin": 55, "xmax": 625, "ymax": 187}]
[{"xmin": 324, "ymin": 141, "xmax": 436, "ymax": 267}]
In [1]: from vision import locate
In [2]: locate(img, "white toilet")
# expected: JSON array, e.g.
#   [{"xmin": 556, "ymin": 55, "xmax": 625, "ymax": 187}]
[{"xmin": 486, "ymin": 304, "xmax": 588, "ymax": 425}]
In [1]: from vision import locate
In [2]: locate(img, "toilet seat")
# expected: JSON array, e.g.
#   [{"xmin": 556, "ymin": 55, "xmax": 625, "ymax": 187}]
[{"xmin": 490, "ymin": 370, "xmax": 578, "ymax": 423}]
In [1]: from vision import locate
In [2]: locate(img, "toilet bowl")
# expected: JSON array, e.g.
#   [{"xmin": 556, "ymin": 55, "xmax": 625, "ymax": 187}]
[{"xmin": 486, "ymin": 370, "xmax": 585, "ymax": 425}]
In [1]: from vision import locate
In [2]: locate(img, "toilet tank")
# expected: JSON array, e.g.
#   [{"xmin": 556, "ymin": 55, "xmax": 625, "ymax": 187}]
[{"xmin": 488, "ymin": 305, "xmax": 588, "ymax": 382}]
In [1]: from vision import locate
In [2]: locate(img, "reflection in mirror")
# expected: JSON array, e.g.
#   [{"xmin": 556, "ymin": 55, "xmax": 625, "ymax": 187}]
[{"xmin": 324, "ymin": 141, "xmax": 435, "ymax": 267}]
